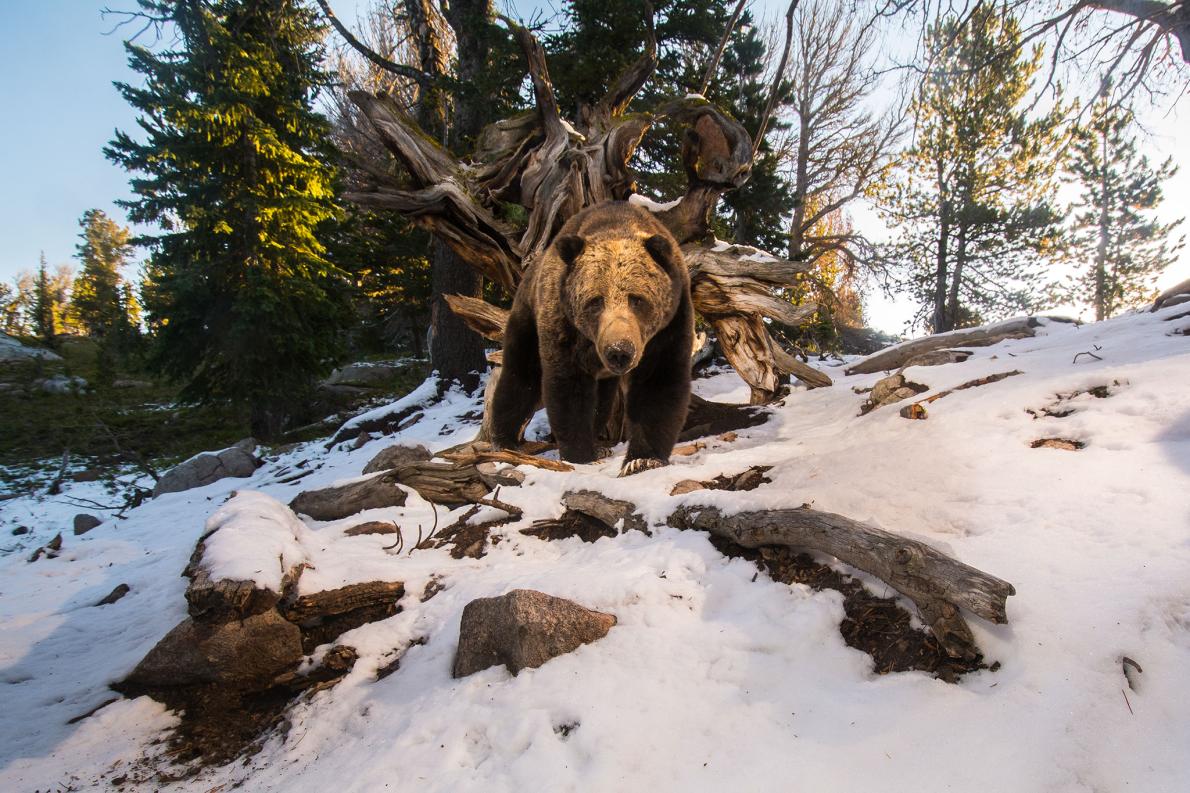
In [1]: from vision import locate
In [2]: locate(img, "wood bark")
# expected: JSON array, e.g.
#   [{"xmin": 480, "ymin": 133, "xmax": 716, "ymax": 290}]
[
  {"xmin": 1151, "ymin": 276, "xmax": 1190, "ymax": 311},
  {"xmin": 560, "ymin": 490, "xmax": 1014, "ymax": 660},
  {"xmin": 843, "ymin": 316, "xmax": 1052, "ymax": 375}
]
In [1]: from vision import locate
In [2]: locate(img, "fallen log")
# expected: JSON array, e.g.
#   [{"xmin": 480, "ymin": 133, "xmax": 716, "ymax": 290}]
[
  {"xmin": 1151, "ymin": 276, "xmax": 1190, "ymax": 311},
  {"xmin": 560, "ymin": 490, "xmax": 1015, "ymax": 661},
  {"xmin": 844, "ymin": 317, "xmax": 1070, "ymax": 376}
]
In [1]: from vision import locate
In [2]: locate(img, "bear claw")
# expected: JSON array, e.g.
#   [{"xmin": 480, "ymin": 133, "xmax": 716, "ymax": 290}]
[{"xmin": 619, "ymin": 457, "xmax": 667, "ymax": 477}]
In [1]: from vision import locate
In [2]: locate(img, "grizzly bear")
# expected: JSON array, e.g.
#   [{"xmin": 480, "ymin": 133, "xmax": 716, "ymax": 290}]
[{"xmin": 491, "ymin": 201, "xmax": 694, "ymax": 475}]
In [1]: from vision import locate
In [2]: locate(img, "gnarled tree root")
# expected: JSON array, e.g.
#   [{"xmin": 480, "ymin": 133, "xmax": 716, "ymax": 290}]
[{"xmin": 560, "ymin": 490, "xmax": 1015, "ymax": 661}]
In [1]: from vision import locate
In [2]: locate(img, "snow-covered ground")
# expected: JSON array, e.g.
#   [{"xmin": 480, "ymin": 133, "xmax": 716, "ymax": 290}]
[{"xmin": 2, "ymin": 305, "xmax": 1189, "ymax": 792}]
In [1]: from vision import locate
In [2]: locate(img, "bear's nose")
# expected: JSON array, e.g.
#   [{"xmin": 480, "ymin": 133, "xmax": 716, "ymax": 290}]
[{"xmin": 604, "ymin": 342, "xmax": 636, "ymax": 374}]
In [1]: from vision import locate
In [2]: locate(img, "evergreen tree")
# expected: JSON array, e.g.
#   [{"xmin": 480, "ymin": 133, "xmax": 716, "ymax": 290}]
[
  {"xmin": 71, "ymin": 209, "xmax": 133, "ymax": 340},
  {"xmin": 108, "ymin": 0, "xmax": 350, "ymax": 436},
  {"xmin": 881, "ymin": 5, "xmax": 1068, "ymax": 332},
  {"xmin": 547, "ymin": 1, "xmax": 795, "ymax": 251},
  {"xmin": 2, "ymin": 272, "xmax": 35, "ymax": 336},
  {"xmin": 1062, "ymin": 94, "xmax": 1184, "ymax": 320},
  {"xmin": 33, "ymin": 254, "xmax": 57, "ymax": 347}
]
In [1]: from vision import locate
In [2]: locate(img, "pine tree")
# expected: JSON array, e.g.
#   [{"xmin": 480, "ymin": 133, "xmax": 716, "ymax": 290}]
[
  {"xmin": 33, "ymin": 254, "xmax": 57, "ymax": 347},
  {"xmin": 2, "ymin": 272, "xmax": 35, "ymax": 336},
  {"xmin": 1063, "ymin": 94, "xmax": 1184, "ymax": 320},
  {"xmin": 71, "ymin": 209, "xmax": 133, "ymax": 340},
  {"xmin": 881, "ymin": 5, "xmax": 1068, "ymax": 332},
  {"xmin": 107, "ymin": 0, "xmax": 350, "ymax": 437},
  {"xmin": 546, "ymin": 1, "xmax": 796, "ymax": 251}
]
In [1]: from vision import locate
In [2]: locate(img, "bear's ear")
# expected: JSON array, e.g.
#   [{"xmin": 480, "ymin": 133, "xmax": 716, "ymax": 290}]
[
  {"xmin": 555, "ymin": 235, "xmax": 586, "ymax": 267},
  {"xmin": 644, "ymin": 234, "xmax": 676, "ymax": 274}
]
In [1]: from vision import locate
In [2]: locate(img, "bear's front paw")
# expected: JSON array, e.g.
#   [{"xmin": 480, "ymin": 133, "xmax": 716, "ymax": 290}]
[
  {"xmin": 595, "ymin": 446, "xmax": 615, "ymax": 461},
  {"xmin": 619, "ymin": 457, "xmax": 667, "ymax": 477}
]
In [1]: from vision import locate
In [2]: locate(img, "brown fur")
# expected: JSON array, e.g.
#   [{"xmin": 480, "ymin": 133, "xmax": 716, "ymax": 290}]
[{"xmin": 491, "ymin": 202, "xmax": 694, "ymax": 472}]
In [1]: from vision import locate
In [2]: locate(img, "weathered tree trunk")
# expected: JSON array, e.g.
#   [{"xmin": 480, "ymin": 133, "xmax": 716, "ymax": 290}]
[
  {"xmin": 844, "ymin": 315, "xmax": 1053, "ymax": 375},
  {"xmin": 945, "ymin": 219, "xmax": 968, "ymax": 333},
  {"xmin": 333, "ymin": 8, "xmax": 826, "ymax": 416},
  {"xmin": 409, "ymin": 0, "xmax": 488, "ymax": 389},
  {"xmin": 933, "ymin": 167, "xmax": 950, "ymax": 334}
]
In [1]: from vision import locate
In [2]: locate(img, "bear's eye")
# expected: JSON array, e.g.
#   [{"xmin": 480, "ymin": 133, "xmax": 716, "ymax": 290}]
[
  {"xmin": 628, "ymin": 295, "xmax": 646, "ymax": 310},
  {"xmin": 584, "ymin": 297, "xmax": 604, "ymax": 315}
]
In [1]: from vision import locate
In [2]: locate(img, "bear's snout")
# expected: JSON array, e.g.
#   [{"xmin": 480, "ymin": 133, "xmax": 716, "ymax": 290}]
[{"xmin": 603, "ymin": 341, "xmax": 637, "ymax": 375}]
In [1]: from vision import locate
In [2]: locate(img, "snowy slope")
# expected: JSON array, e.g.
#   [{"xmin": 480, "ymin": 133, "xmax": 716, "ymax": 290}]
[{"xmin": 1, "ymin": 305, "xmax": 1188, "ymax": 793}]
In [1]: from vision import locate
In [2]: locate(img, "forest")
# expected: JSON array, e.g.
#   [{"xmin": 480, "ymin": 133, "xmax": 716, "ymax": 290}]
[{"xmin": 0, "ymin": 0, "xmax": 1184, "ymax": 450}]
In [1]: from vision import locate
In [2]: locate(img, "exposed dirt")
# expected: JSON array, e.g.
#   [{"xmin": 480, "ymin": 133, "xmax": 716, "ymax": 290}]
[
  {"xmin": 522, "ymin": 509, "xmax": 620, "ymax": 543},
  {"xmin": 711, "ymin": 538, "xmax": 989, "ymax": 683},
  {"xmin": 1031, "ymin": 438, "xmax": 1086, "ymax": 451},
  {"xmin": 1027, "ymin": 380, "xmax": 1124, "ymax": 419},
  {"xmin": 670, "ymin": 465, "xmax": 772, "ymax": 495},
  {"xmin": 115, "ymin": 645, "xmax": 359, "ymax": 776}
]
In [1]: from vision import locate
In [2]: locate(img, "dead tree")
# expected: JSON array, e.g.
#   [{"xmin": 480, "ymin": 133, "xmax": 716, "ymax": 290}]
[{"xmin": 333, "ymin": 3, "xmax": 826, "ymax": 416}]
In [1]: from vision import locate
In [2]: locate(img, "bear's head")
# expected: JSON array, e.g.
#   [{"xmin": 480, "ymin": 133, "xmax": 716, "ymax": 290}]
[{"xmin": 554, "ymin": 213, "xmax": 686, "ymax": 376}]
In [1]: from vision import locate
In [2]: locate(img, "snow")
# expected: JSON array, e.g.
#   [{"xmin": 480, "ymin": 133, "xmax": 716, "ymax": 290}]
[
  {"xmin": 2, "ymin": 305, "xmax": 1190, "ymax": 792},
  {"xmin": 335, "ymin": 375, "xmax": 442, "ymax": 435},
  {"xmin": 628, "ymin": 193, "xmax": 683, "ymax": 212},
  {"xmin": 199, "ymin": 491, "xmax": 312, "ymax": 592}
]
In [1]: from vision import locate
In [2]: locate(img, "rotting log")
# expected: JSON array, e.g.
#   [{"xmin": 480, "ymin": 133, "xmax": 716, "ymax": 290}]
[
  {"xmin": 559, "ymin": 490, "xmax": 1015, "ymax": 661},
  {"xmin": 845, "ymin": 316, "xmax": 1074, "ymax": 376},
  {"xmin": 290, "ymin": 459, "xmax": 525, "ymax": 517}
]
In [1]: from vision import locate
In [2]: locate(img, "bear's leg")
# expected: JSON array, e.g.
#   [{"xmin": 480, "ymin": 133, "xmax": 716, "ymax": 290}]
[
  {"xmin": 621, "ymin": 324, "xmax": 692, "ymax": 476},
  {"xmin": 543, "ymin": 367, "xmax": 601, "ymax": 463},
  {"xmin": 594, "ymin": 376, "xmax": 621, "ymax": 443},
  {"xmin": 489, "ymin": 303, "xmax": 542, "ymax": 449}
]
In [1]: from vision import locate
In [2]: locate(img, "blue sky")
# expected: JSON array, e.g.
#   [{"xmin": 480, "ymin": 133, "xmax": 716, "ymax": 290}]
[{"xmin": 0, "ymin": 1, "xmax": 1185, "ymax": 331}]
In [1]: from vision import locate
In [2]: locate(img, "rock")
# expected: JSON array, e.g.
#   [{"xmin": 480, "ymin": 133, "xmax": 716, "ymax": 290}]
[
  {"xmin": 452, "ymin": 589, "xmax": 616, "ymax": 678},
  {"xmin": 27, "ymin": 533, "xmax": 63, "ymax": 562},
  {"xmin": 111, "ymin": 378, "xmax": 153, "ymax": 389},
  {"xmin": 0, "ymin": 332, "xmax": 62, "ymax": 362},
  {"xmin": 153, "ymin": 438, "xmax": 259, "ymax": 497},
  {"xmin": 353, "ymin": 430, "xmax": 375, "ymax": 450},
  {"xmin": 323, "ymin": 362, "xmax": 404, "ymax": 389},
  {"xmin": 362, "ymin": 444, "xmax": 433, "ymax": 474},
  {"xmin": 121, "ymin": 610, "xmax": 302, "ymax": 690},
  {"xmin": 12, "ymin": 525, "xmax": 29, "ymax": 536},
  {"xmin": 73, "ymin": 513, "xmax": 103, "ymax": 535},
  {"xmin": 289, "ymin": 472, "xmax": 409, "ymax": 521},
  {"xmin": 94, "ymin": 583, "xmax": 131, "ymax": 606},
  {"xmin": 35, "ymin": 375, "xmax": 88, "ymax": 394},
  {"xmin": 70, "ymin": 467, "xmax": 104, "ymax": 483}
]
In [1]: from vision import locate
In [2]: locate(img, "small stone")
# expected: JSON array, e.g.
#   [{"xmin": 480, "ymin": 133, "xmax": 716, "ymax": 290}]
[
  {"xmin": 669, "ymin": 479, "xmax": 706, "ymax": 496},
  {"xmin": 94, "ymin": 583, "xmax": 131, "ymax": 606},
  {"xmin": 353, "ymin": 431, "xmax": 375, "ymax": 450},
  {"xmin": 153, "ymin": 440, "xmax": 259, "ymax": 497},
  {"xmin": 452, "ymin": 589, "xmax": 616, "ymax": 678},
  {"xmin": 362, "ymin": 444, "xmax": 432, "ymax": 474},
  {"xmin": 73, "ymin": 513, "xmax": 103, "ymax": 535},
  {"xmin": 28, "ymin": 533, "xmax": 63, "ymax": 562},
  {"xmin": 12, "ymin": 526, "xmax": 29, "ymax": 536},
  {"xmin": 120, "ymin": 609, "xmax": 302, "ymax": 690}
]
